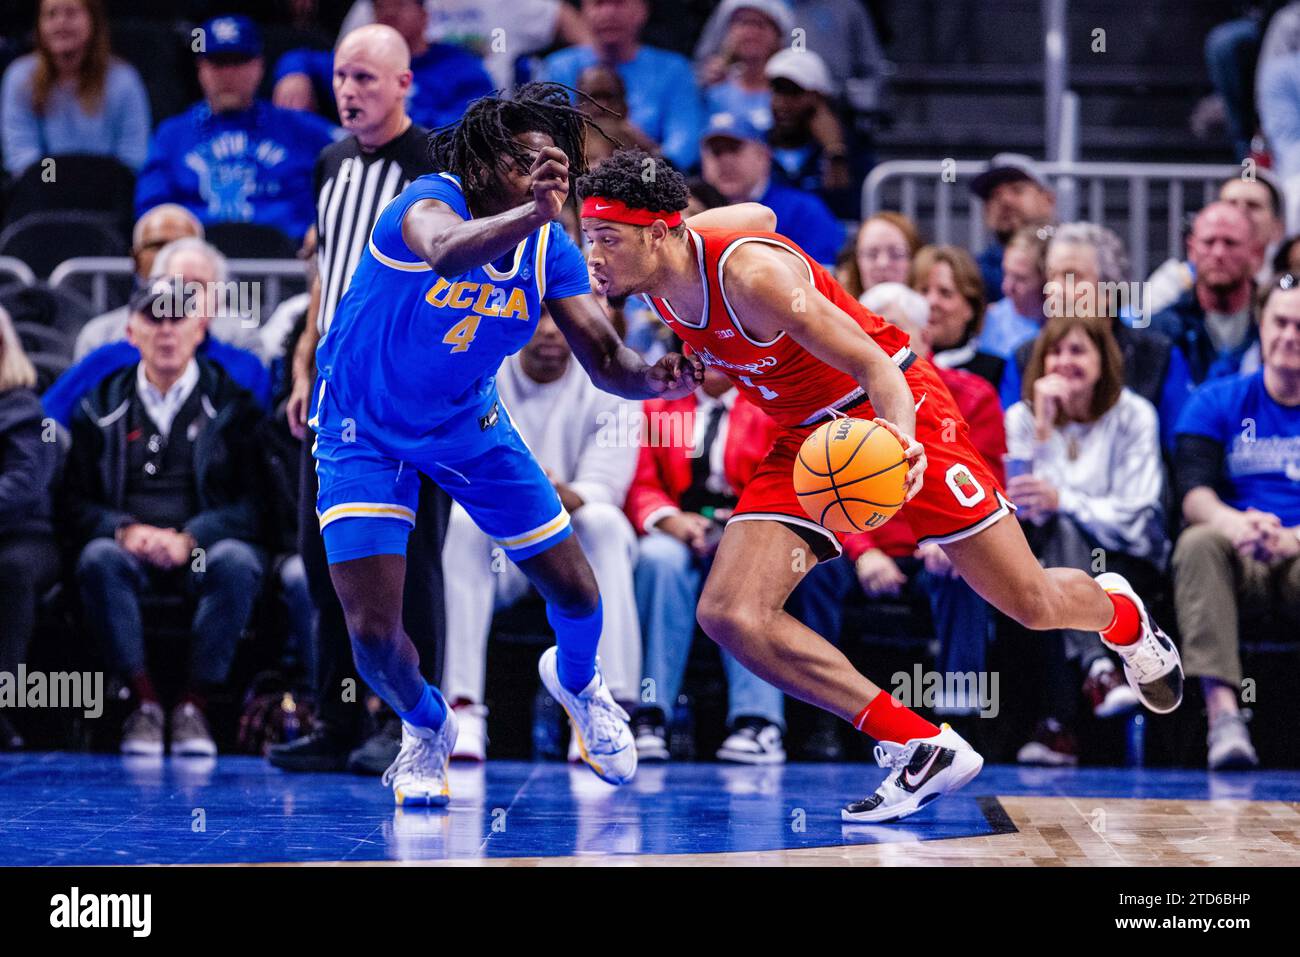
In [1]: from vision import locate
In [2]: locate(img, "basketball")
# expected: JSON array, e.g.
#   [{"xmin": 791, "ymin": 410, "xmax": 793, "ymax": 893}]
[{"xmin": 794, "ymin": 418, "xmax": 908, "ymax": 533}]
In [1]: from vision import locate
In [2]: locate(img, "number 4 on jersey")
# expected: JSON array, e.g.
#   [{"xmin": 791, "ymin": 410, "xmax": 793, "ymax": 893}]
[
  {"xmin": 738, "ymin": 375, "xmax": 779, "ymax": 400},
  {"xmin": 442, "ymin": 315, "xmax": 481, "ymax": 353}
]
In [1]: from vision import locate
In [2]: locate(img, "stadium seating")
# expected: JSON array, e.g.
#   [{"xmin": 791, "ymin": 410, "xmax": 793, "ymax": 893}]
[{"xmin": 0, "ymin": 212, "xmax": 127, "ymax": 278}]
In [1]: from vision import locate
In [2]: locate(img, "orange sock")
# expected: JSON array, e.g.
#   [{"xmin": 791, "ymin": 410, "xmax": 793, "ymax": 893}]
[
  {"xmin": 852, "ymin": 691, "xmax": 940, "ymax": 744},
  {"xmin": 1100, "ymin": 593, "xmax": 1141, "ymax": 646}
]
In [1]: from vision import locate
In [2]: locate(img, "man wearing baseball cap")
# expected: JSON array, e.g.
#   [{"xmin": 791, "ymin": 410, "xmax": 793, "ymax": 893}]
[
  {"xmin": 700, "ymin": 110, "xmax": 844, "ymax": 265},
  {"xmin": 765, "ymin": 47, "xmax": 858, "ymax": 217},
  {"xmin": 969, "ymin": 153, "xmax": 1057, "ymax": 302},
  {"xmin": 135, "ymin": 15, "xmax": 339, "ymax": 245}
]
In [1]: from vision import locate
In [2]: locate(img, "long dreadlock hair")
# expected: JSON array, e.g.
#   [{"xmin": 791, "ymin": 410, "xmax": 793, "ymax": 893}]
[{"xmin": 427, "ymin": 82, "xmax": 612, "ymax": 205}]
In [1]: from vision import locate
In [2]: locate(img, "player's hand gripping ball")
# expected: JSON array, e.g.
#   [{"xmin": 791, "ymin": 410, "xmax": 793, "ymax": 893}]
[{"xmin": 794, "ymin": 418, "xmax": 908, "ymax": 533}]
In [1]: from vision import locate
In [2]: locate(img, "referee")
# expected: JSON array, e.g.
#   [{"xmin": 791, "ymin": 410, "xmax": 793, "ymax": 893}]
[{"xmin": 271, "ymin": 24, "xmax": 450, "ymax": 774}]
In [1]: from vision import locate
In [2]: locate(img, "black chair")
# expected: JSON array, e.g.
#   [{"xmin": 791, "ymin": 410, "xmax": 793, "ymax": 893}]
[
  {"xmin": 204, "ymin": 222, "xmax": 299, "ymax": 260},
  {"xmin": 14, "ymin": 321, "xmax": 73, "ymax": 359},
  {"xmin": 108, "ymin": 17, "xmax": 197, "ymax": 126},
  {"xmin": 3, "ymin": 154, "xmax": 136, "ymax": 238},
  {"xmin": 0, "ymin": 212, "xmax": 127, "ymax": 279},
  {"xmin": 0, "ymin": 281, "xmax": 96, "ymax": 338},
  {"xmin": 27, "ymin": 351, "xmax": 72, "ymax": 394}
]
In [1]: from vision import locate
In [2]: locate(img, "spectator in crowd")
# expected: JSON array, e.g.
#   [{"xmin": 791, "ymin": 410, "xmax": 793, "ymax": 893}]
[
  {"xmin": 270, "ymin": 22, "xmax": 449, "ymax": 776},
  {"xmin": 539, "ymin": 0, "xmax": 703, "ymax": 171},
  {"xmin": 698, "ymin": 0, "xmax": 791, "ymax": 130},
  {"xmin": 576, "ymin": 63, "xmax": 660, "ymax": 168},
  {"xmin": 272, "ymin": 0, "xmax": 492, "ymax": 131},
  {"xmin": 44, "ymin": 257, "xmax": 273, "ymax": 428},
  {"xmin": 765, "ymin": 47, "xmax": 857, "ymax": 217},
  {"xmin": 1171, "ymin": 274, "xmax": 1300, "ymax": 770},
  {"xmin": 1150, "ymin": 202, "xmax": 1262, "ymax": 385},
  {"xmin": 789, "ymin": 283, "xmax": 1003, "ymax": 726},
  {"xmin": 626, "ymin": 364, "xmax": 785, "ymax": 763},
  {"xmin": 76, "ymin": 237, "xmax": 259, "ymax": 358},
  {"xmin": 839, "ymin": 210, "xmax": 921, "ymax": 300},
  {"xmin": 74, "ymin": 205, "xmax": 205, "ymax": 362},
  {"xmin": 693, "ymin": 0, "xmax": 886, "ymax": 104},
  {"xmin": 699, "ymin": 110, "xmax": 843, "ymax": 265},
  {"xmin": 65, "ymin": 279, "xmax": 266, "ymax": 757},
  {"xmin": 1145, "ymin": 173, "xmax": 1286, "ymax": 317},
  {"xmin": 441, "ymin": 307, "xmax": 641, "ymax": 762},
  {"xmin": 1001, "ymin": 222, "xmax": 1193, "ymax": 452},
  {"xmin": 1005, "ymin": 315, "xmax": 1167, "ymax": 765},
  {"xmin": 337, "ymin": 0, "xmax": 593, "ymax": 89},
  {"xmin": 134, "ymin": 15, "xmax": 337, "ymax": 243},
  {"xmin": 979, "ymin": 224, "xmax": 1049, "ymax": 360},
  {"xmin": 969, "ymin": 153, "xmax": 1057, "ymax": 304},
  {"xmin": 0, "ymin": 0, "xmax": 150, "ymax": 177},
  {"xmin": 1273, "ymin": 230, "xmax": 1300, "ymax": 273},
  {"xmin": 0, "ymin": 305, "xmax": 60, "ymax": 751},
  {"xmin": 1204, "ymin": 9, "xmax": 1267, "ymax": 161},
  {"xmin": 911, "ymin": 243, "xmax": 1005, "ymax": 388}
]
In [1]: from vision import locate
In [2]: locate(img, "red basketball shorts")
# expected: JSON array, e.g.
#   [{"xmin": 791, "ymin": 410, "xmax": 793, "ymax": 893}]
[{"xmin": 729, "ymin": 357, "xmax": 1011, "ymax": 559}]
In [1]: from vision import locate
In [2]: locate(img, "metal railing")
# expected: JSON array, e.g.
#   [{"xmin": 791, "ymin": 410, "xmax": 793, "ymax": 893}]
[
  {"xmin": 0, "ymin": 256, "xmax": 37, "ymax": 287},
  {"xmin": 48, "ymin": 257, "xmax": 307, "ymax": 315},
  {"xmin": 862, "ymin": 160, "xmax": 1244, "ymax": 280}
]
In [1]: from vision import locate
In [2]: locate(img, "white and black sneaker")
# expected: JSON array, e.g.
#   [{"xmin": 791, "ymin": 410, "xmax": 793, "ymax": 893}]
[
  {"xmin": 842, "ymin": 724, "xmax": 983, "ymax": 824},
  {"xmin": 716, "ymin": 717, "xmax": 786, "ymax": 765},
  {"xmin": 1095, "ymin": 573, "xmax": 1183, "ymax": 714},
  {"xmin": 632, "ymin": 709, "xmax": 670, "ymax": 763}
]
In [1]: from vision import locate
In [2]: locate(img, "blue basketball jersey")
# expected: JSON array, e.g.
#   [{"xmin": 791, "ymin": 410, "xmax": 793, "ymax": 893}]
[{"xmin": 312, "ymin": 172, "xmax": 590, "ymax": 459}]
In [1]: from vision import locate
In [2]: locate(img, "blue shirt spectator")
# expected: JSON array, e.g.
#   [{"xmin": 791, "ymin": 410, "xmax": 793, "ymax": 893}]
[
  {"xmin": 1, "ymin": 46, "xmax": 149, "ymax": 176},
  {"xmin": 978, "ymin": 297, "xmax": 1040, "ymax": 360},
  {"xmin": 133, "ymin": 16, "xmax": 338, "ymax": 242},
  {"xmin": 699, "ymin": 110, "xmax": 843, "ymax": 265},
  {"xmin": 1175, "ymin": 370, "xmax": 1300, "ymax": 527},
  {"xmin": 539, "ymin": 0, "xmax": 702, "ymax": 170},
  {"xmin": 43, "ymin": 338, "xmax": 270, "ymax": 428}
]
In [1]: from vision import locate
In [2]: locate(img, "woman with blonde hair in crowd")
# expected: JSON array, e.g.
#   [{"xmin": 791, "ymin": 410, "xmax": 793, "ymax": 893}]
[
  {"xmin": 911, "ymin": 243, "xmax": 1006, "ymax": 387},
  {"xmin": 1, "ymin": 0, "xmax": 150, "ymax": 177},
  {"xmin": 1004, "ymin": 314, "xmax": 1167, "ymax": 765},
  {"xmin": 0, "ymin": 306, "xmax": 61, "ymax": 750},
  {"xmin": 839, "ymin": 211, "xmax": 922, "ymax": 300}
]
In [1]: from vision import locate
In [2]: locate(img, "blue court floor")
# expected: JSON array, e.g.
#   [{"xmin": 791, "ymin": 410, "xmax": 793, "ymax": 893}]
[{"xmin": 1, "ymin": 753, "xmax": 1298, "ymax": 865}]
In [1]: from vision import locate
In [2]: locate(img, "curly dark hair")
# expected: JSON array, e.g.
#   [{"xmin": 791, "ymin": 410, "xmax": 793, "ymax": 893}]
[
  {"xmin": 576, "ymin": 148, "xmax": 689, "ymax": 216},
  {"xmin": 427, "ymin": 82, "xmax": 603, "ymax": 202}
]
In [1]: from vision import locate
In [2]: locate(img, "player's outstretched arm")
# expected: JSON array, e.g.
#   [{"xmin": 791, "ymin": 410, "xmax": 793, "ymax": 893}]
[
  {"xmin": 402, "ymin": 146, "xmax": 572, "ymax": 276},
  {"xmin": 685, "ymin": 202, "xmax": 776, "ymax": 232},
  {"xmin": 547, "ymin": 293, "xmax": 704, "ymax": 400}
]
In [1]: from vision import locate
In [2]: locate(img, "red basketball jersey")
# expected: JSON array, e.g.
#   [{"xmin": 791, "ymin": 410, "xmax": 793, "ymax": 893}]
[{"xmin": 642, "ymin": 228, "xmax": 914, "ymax": 427}]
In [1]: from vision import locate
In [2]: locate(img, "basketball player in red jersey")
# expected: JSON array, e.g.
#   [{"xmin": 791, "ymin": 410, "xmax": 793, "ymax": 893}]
[{"xmin": 577, "ymin": 150, "xmax": 1184, "ymax": 823}]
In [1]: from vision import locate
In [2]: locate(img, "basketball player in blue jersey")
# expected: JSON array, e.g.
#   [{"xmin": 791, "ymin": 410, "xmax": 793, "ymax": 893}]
[{"xmin": 311, "ymin": 84, "xmax": 767, "ymax": 805}]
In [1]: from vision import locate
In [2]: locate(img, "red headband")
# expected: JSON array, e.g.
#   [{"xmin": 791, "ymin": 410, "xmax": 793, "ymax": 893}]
[{"xmin": 581, "ymin": 195, "xmax": 683, "ymax": 227}]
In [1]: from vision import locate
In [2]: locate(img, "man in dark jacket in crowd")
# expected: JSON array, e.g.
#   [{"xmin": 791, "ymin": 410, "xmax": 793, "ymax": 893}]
[{"xmin": 65, "ymin": 279, "xmax": 266, "ymax": 758}]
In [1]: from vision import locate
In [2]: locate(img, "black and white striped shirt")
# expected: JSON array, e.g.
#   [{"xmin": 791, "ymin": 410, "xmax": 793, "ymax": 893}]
[{"xmin": 313, "ymin": 122, "xmax": 434, "ymax": 334}]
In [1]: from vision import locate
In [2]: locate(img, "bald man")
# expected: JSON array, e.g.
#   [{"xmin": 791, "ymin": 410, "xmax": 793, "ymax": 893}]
[
  {"xmin": 1151, "ymin": 201, "xmax": 1263, "ymax": 385},
  {"xmin": 74, "ymin": 204, "xmax": 205, "ymax": 360},
  {"xmin": 271, "ymin": 3, "xmax": 491, "ymax": 130},
  {"xmin": 269, "ymin": 23, "xmax": 453, "ymax": 775}
]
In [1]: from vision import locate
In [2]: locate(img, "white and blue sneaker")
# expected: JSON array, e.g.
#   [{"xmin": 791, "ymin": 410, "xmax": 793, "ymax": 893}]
[
  {"xmin": 1095, "ymin": 572, "xmax": 1184, "ymax": 714},
  {"xmin": 538, "ymin": 646, "xmax": 636, "ymax": 785},
  {"xmin": 381, "ymin": 706, "xmax": 459, "ymax": 807},
  {"xmin": 842, "ymin": 724, "xmax": 983, "ymax": 824}
]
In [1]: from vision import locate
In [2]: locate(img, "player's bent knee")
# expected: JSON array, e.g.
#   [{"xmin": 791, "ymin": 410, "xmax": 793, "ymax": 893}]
[
  {"xmin": 697, "ymin": 592, "xmax": 763, "ymax": 646},
  {"xmin": 1005, "ymin": 582, "xmax": 1061, "ymax": 631}
]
